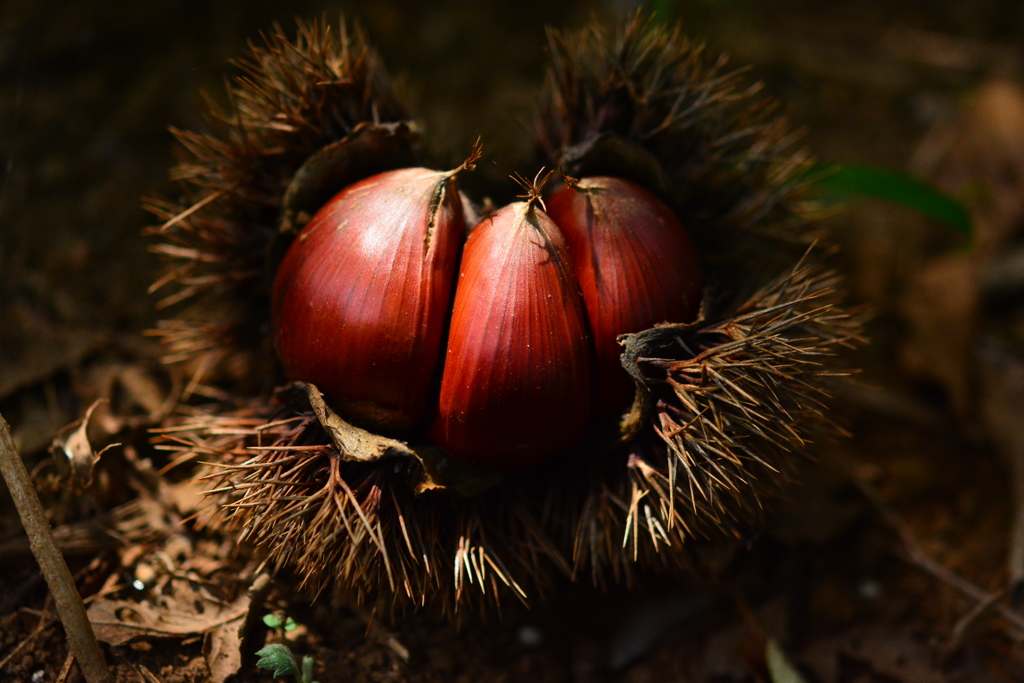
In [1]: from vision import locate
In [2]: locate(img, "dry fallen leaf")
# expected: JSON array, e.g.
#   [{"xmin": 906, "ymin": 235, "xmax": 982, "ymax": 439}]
[
  {"xmin": 203, "ymin": 606, "xmax": 248, "ymax": 683},
  {"xmin": 48, "ymin": 399, "xmax": 120, "ymax": 492},
  {"xmin": 899, "ymin": 254, "xmax": 979, "ymax": 416},
  {"xmin": 87, "ymin": 569, "xmax": 268, "ymax": 683},
  {"xmin": 801, "ymin": 625, "xmax": 945, "ymax": 683},
  {"xmin": 204, "ymin": 574, "xmax": 272, "ymax": 683},
  {"xmin": 87, "ymin": 586, "xmax": 250, "ymax": 646}
]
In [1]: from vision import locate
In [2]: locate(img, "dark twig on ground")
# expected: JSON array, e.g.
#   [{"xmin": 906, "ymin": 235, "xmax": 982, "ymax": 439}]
[
  {"xmin": 0, "ymin": 413, "xmax": 113, "ymax": 683},
  {"xmin": 55, "ymin": 652, "xmax": 77, "ymax": 683}
]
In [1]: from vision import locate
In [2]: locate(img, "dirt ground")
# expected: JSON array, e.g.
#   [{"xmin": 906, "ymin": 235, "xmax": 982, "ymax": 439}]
[{"xmin": 4, "ymin": 1, "xmax": 1024, "ymax": 681}]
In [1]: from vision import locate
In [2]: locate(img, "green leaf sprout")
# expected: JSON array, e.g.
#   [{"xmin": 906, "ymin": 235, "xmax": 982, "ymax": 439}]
[
  {"xmin": 256, "ymin": 643, "xmax": 318, "ymax": 683},
  {"xmin": 263, "ymin": 612, "xmax": 299, "ymax": 632}
]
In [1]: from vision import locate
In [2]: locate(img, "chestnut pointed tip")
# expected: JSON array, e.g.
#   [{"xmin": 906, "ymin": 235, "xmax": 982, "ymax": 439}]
[
  {"xmin": 457, "ymin": 137, "xmax": 484, "ymax": 174},
  {"xmin": 511, "ymin": 168, "xmax": 556, "ymax": 212},
  {"xmin": 560, "ymin": 168, "xmax": 580, "ymax": 190}
]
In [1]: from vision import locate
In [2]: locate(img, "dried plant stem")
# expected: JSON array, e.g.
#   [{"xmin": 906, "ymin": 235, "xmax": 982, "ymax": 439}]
[
  {"xmin": 55, "ymin": 653, "xmax": 77, "ymax": 683},
  {"xmin": 0, "ymin": 414, "xmax": 112, "ymax": 683}
]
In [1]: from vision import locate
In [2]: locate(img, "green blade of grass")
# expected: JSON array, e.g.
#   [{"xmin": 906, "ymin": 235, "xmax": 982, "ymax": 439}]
[
  {"xmin": 766, "ymin": 639, "xmax": 809, "ymax": 683},
  {"xmin": 807, "ymin": 163, "xmax": 973, "ymax": 240}
]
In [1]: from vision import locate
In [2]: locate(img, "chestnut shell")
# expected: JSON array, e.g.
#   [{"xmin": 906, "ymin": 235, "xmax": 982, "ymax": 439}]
[
  {"xmin": 546, "ymin": 176, "xmax": 702, "ymax": 417},
  {"xmin": 272, "ymin": 167, "xmax": 465, "ymax": 430},
  {"xmin": 430, "ymin": 202, "xmax": 591, "ymax": 469}
]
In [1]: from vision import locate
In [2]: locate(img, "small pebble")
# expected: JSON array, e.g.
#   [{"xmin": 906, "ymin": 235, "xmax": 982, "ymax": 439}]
[
  {"xmin": 134, "ymin": 562, "xmax": 156, "ymax": 584},
  {"xmin": 858, "ymin": 579, "xmax": 883, "ymax": 600},
  {"xmin": 517, "ymin": 624, "xmax": 543, "ymax": 647}
]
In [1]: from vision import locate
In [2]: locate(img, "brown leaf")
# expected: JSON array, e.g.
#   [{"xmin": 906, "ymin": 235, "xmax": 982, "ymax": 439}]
[
  {"xmin": 203, "ymin": 619, "xmax": 245, "ymax": 683},
  {"xmin": 87, "ymin": 588, "xmax": 249, "ymax": 646},
  {"xmin": 900, "ymin": 254, "xmax": 979, "ymax": 415},
  {"xmin": 164, "ymin": 478, "xmax": 205, "ymax": 518},
  {"xmin": 801, "ymin": 626, "xmax": 945, "ymax": 683},
  {"xmin": 279, "ymin": 382, "xmax": 504, "ymax": 496},
  {"xmin": 204, "ymin": 574, "xmax": 273, "ymax": 683},
  {"xmin": 48, "ymin": 399, "xmax": 120, "ymax": 491},
  {"xmin": 116, "ymin": 364, "xmax": 168, "ymax": 417}
]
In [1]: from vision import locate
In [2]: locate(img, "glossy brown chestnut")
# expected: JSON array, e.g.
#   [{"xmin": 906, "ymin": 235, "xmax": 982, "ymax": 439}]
[
  {"xmin": 546, "ymin": 176, "xmax": 702, "ymax": 418},
  {"xmin": 430, "ymin": 201, "xmax": 591, "ymax": 470},
  {"xmin": 272, "ymin": 167, "xmax": 466, "ymax": 430}
]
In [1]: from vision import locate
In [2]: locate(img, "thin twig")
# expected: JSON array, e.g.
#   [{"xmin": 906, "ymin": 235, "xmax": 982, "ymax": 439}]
[
  {"xmin": 942, "ymin": 587, "xmax": 1006, "ymax": 660},
  {"xmin": 0, "ymin": 413, "xmax": 112, "ymax": 683},
  {"xmin": 351, "ymin": 604, "xmax": 410, "ymax": 661},
  {"xmin": 55, "ymin": 652, "xmax": 76, "ymax": 683},
  {"xmin": 111, "ymin": 649, "xmax": 165, "ymax": 683},
  {"xmin": 137, "ymin": 664, "xmax": 166, "ymax": 683}
]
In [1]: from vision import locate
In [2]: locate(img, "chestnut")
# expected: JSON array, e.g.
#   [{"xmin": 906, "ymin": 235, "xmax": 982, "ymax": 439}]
[
  {"xmin": 430, "ymin": 189, "xmax": 591, "ymax": 470},
  {"xmin": 272, "ymin": 166, "xmax": 467, "ymax": 431},
  {"xmin": 546, "ymin": 176, "xmax": 702, "ymax": 417}
]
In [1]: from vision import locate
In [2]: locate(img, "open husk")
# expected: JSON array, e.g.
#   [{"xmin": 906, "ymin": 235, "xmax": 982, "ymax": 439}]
[{"xmin": 148, "ymin": 14, "xmax": 864, "ymax": 615}]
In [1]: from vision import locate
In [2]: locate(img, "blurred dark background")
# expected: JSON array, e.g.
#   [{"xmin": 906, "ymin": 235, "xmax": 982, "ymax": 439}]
[
  {"xmin": 4, "ymin": 0, "xmax": 1024, "ymax": 339},
  {"xmin": 6, "ymin": 0, "xmax": 1024, "ymax": 467},
  {"xmin": 6, "ymin": 3, "xmax": 1024, "ymax": 680}
]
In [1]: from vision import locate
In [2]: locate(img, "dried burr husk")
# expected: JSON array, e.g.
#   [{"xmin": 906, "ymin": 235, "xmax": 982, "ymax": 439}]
[
  {"xmin": 147, "ymin": 14, "xmax": 864, "ymax": 615},
  {"xmin": 146, "ymin": 19, "xmax": 419, "ymax": 398}
]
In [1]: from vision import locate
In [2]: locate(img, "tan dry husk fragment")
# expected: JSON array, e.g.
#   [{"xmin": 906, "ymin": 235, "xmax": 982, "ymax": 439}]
[{"xmin": 146, "ymin": 14, "xmax": 864, "ymax": 614}]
